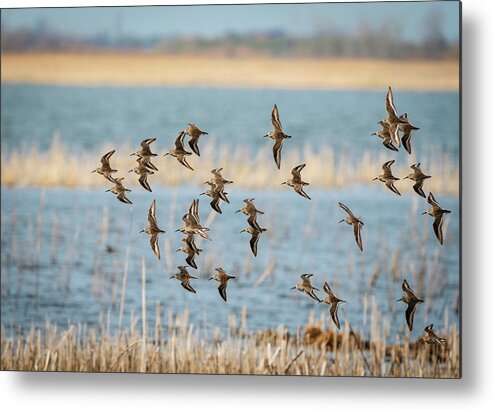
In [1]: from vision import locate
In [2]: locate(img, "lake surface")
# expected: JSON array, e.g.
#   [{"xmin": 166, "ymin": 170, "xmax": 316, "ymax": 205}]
[
  {"xmin": 1, "ymin": 84, "xmax": 460, "ymax": 341},
  {"xmin": 1, "ymin": 84, "xmax": 459, "ymax": 161}
]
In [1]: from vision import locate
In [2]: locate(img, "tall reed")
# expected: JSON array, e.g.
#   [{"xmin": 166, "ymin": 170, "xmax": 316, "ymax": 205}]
[{"xmin": 1, "ymin": 137, "xmax": 459, "ymax": 195}]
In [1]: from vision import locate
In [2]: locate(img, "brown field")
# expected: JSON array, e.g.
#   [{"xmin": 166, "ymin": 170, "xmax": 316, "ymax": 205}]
[
  {"xmin": 1, "ymin": 52, "xmax": 459, "ymax": 91},
  {"xmin": 0, "ymin": 306, "xmax": 460, "ymax": 377}
]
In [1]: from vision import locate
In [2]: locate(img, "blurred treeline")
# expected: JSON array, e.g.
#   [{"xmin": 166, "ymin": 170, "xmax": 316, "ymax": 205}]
[{"xmin": 2, "ymin": 9, "xmax": 458, "ymax": 60}]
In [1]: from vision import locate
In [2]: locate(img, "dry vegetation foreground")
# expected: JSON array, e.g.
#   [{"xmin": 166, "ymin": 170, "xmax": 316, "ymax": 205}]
[
  {"xmin": 1, "ymin": 52, "xmax": 458, "ymax": 91},
  {"xmin": 1, "ymin": 308, "xmax": 460, "ymax": 377}
]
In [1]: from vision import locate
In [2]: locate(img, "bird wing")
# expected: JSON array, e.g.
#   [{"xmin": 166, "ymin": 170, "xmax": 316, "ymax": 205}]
[
  {"xmin": 405, "ymin": 301, "xmax": 419, "ymax": 331},
  {"xmin": 383, "ymin": 139, "xmax": 399, "ymax": 152},
  {"xmin": 427, "ymin": 192, "xmax": 442, "ymax": 210},
  {"xmin": 433, "ymin": 214, "xmax": 445, "ymax": 245},
  {"xmin": 188, "ymin": 137, "xmax": 200, "ymax": 156},
  {"xmin": 301, "ymin": 274, "xmax": 313, "ymax": 286},
  {"xmin": 174, "ymin": 131, "xmax": 187, "ymax": 150},
  {"xmin": 101, "ymin": 149, "xmax": 115, "ymax": 166},
  {"xmin": 218, "ymin": 283, "xmax": 228, "ymax": 302},
  {"xmin": 178, "ymin": 155, "xmax": 194, "ymax": 171},
  {"xmin": 139, "ymin": 174, "xmax": 152, "ymax": 192},
  {"xmin": 181, "ymin": 279, "xmax": 196, "ymax": 294},
  {"xmin": 353, "ymin": 222, "xmax": 363, "ymax": 251},
  {"xmin": 330, "ymin": 303, "xmax": 341, "ymax": 329},
  {"xmin": 272, "ymin": 138, "xmax": 284, "ymax": 170},
  {"xmin": 400, "ymin": 126, "xmax": 413, "ymax": 154},
  {"xmin": 210, "ymin": 195, "xmax": 222, "ymax": 214},
  {"xmin": 385, "ymin": 86, "xmax": 399, "ymax": 122},
  {"xmin": 185, "ymin": 253, "xmax": 198, "ymax": 270},
  {"xmin": 150, "ymin": 234, "xmax": 160, "ymax": 259},
  {"xmin": 339, "ymin": 202, "xmax": 355, "ymax": 218},
  {"xmin": 382, "ymin": 160, "xmax": 395, "ymax": 175},
  {"xmin": 291, "ymin": 164, "xmax": 305, "ymax": 180},
  {"xmin": 249, "ymin": 231, "xmax": 260, "ymax": 257},
  {"xmin": 294, "ymin": 185, "xmax": 311, "ymax": 200},
  {"xmin": 247, "ymin": 214, "xmax": 261, "ymax": 230},
  {"xmin": 271, "ymin": 104, "xmax": 283, "ymax": 131},
  {"xmin": 148, "ymin": 200, "xmax": 157, "ymax": 224},
  {"xmin": 116, "ymin": 192, "xmax": 132, "ymax": 205},
  {"xmin": 323, "ymin": 282, "xmax": 332, "ymax": 295},
  {"xmin": 385, "ymin": 180, "xmax": 401, "ymax": 196},
  {"xmin": 306, "ymin": 289, "xmax": 321, "ymax": 303},
  {"xmin": 413, "ymin": 180, "xmax": 426, "ymax": 198}
]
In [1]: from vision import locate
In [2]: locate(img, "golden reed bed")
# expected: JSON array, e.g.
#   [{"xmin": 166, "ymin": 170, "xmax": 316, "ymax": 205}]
[
  {"xmin": 1, "ymin": 137, "xmax": 459, "ymax": 194},
  {"xmin": 1, "ymin": 52, "xmax": 459, "ymax": 91},
  {"xmin": 0, "ymin": 307, "xmax": 460, "ymax": 377}
]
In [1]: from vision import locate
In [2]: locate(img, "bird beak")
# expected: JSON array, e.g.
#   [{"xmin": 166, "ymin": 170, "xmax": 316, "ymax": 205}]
[
  {"xmin": 169, "ymin": 276, "xmax": 174, "ymax": 279},
  {"xmin": 421, "ymin": 211, "xmax": 427, "ymax": 215},
  {"xmin": 371, "ymin": 132, "xmax": 376, "ymax": 136},
  {"xmin": 208, "ymin": 277, "xmax": 213, "ymax": 281},
  {"xmin": 105, "ymin": 189, "xmax": 110, "ymax": 192},
  {"xmin": 403, "ymin": 176, "xmax": 409, "ymax": 179},
  {"xmin": 281, "ymin": 182, "xmax": 286, "ymax": 185},
  {"xmin": 130, "ymin": 153, "xmax": 135, "ymax": 156},
  {"xmin": 338, "ymin": 219, "xmax": 344, "ymax": 223},
  {"xmin": 163, "ymin": 153, "xmax": 169, "ymax": 157},
  {"xmin": 199, "ymin": 192, "xmax": 205, "ymax": 196},
  {"xmin": 128, "ymin": 170, "xmax": 133, "ymax": 173},
  {"xmin": 235, "ymin": 210, "xmax": 241, "ymax": 213},
  {"xmin": 372, "ymin": 177, "xmax": 378, "ymax": 181},
  {"xmin": 175, "ymin": 229, "xmax": 180, "ymax": 232},
  {"xmin": 91, "ymin": 170, "xmax": 96, "ymax": 173},
  {"xmin": 290, "ymin": 286, "xmax": 296, "ymax": 290},
  {"xmin": 262, "ymin": 134, "xmax": 269, "ymax": 138},
  {"xmin": 240, "ymin": 229, "xmax": 245, "ymax": 233},
  {"xmin": 139, "ymin": 229, "xmax": 145, "ymax": 233}
]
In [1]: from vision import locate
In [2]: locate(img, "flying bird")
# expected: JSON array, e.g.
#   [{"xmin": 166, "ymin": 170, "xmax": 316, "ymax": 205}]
[
  {"xmin": 184, "ymin": 123, "xmax": 208, "ymax": 156},
  {"xmin": 208, "ymin": 267, "xmax": 236, "ymax": 302},
  {"xmin": 140, "ymin": 199, "xmax": 165, "ymax": 259},
  {"xmin": 372, "ymin": 121, "xmax": 399, "ymax": 152},
  {"xmin": 169, "ymin": 266, "xmax": 198, "ymax": 294},
  {"xmin": 282, "ymin": 164, "xmax": 311, "ymax": 200},
  {"xmin": 128, "ymin": 157, "xmax": 155, "ymax": 192},
  {"xmin": 240, "ymin": 225, "xmax": 267, "ymax": 257},
  {"xmin": 422, "ymin": 192, "xmax": 451, "ymax": 245},
  {"xmin": 291, "ymin": 274, "xmax": 321, "ymax": 303},
  {"xmin": 105, "ymin": 177, "xmax": 132, "ymax": 205},
  {"xmin": 92, "ymin": 149, "xmax": 118, "ymax": 183},
  {"xmin": 403, "ymin": 163, "xmax": 431, "ymax": 198},
  {"xmin": 163, "ymin": 131, "xmax": 194, "ymax": 170},
  {"xmin": 130, "ymin": 138, "xmax": 158, "ymax": 170},
  {"xmin": 263, "ymin": 104, "xmax": 292, "ymax": 169},
  {"xmin": 338, "ymin": 202, "xmax": 364, "ymax": 252},
  {"xmin": 397, "ymin": 279, "xmax": 424, "ymax": 332},
  {"xmin": 422, "ymin": 324, "xmax": 447, "ymax": 346},
  {"xmin": 398, "ymin": 113, "xmax": 420, "ymax": 154},
  {"xmin": 321, "ymin": 282, "xmax": 346, "ymax": 330},
  {"xmin": 373, "ymin": 159, "xmax": 401, "ymax": 196},
  {"xmin": 383, "ymin": 86, "xmax": 406, "ymax": 147}
]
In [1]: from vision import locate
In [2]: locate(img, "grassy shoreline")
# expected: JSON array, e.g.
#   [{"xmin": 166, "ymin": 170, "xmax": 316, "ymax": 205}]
[
  {"xmin": 1, "ymin": 138, "xmax": 459, "ymax": 194},
  {"xmin": 1, "ymin": 308, "xmax": 459, "ymax": 377},
  {"xmin": 1, "ymin": 52, "xmax": 459, "ymax": 91}
]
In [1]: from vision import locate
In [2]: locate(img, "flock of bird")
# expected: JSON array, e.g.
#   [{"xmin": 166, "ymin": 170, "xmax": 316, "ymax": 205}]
[{"xmin": 91, "ymin": 87, "xmax": 450, "ymax": 345}]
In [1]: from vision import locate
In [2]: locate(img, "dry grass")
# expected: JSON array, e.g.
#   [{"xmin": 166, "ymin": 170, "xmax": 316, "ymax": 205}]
[
  {"xmin": 0, "ymin": 305, "xmax": 460, "ymax": 377},
  {"xmin": 1, "ymin": 52, "xmax": 459, "ymax": 91},
  {"xmin": 1, "ymin": 136, "xmax": 459, "ymax": 195}
]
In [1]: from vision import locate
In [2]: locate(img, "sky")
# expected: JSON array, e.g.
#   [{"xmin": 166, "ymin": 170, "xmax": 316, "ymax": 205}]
[{"xmin": 2, "ymin": 1, "xmax": 460, "ymax": 42}]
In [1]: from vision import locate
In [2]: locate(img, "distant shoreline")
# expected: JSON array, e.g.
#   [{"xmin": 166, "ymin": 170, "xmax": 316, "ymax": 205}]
[{"xmin": 1, "ymin": 52, "xmax": 459, "ymax": 91}]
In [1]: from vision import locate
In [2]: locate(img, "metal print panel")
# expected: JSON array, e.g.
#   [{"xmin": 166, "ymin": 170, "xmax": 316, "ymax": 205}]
[{"xmin": 0, "ymin": 1, "xmax": 461, "ymax": 377}]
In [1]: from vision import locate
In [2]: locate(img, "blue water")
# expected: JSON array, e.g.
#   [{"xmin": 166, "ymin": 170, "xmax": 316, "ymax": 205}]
[
  {"xmin": 0, "ymin": 84, "xmax": 460, "ymax": 341},
  {"xmin": 1, "ymin": 185, "xmax": 459, "ymax": 340},
  {"xmin": 1, "ymin": 84, "xmax": 459, "ymax": 160}
]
